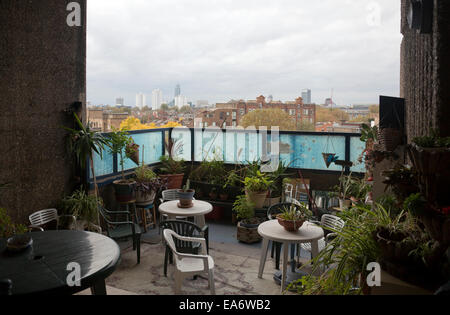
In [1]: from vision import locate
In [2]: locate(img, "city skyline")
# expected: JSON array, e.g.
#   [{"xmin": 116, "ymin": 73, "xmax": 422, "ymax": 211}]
[{"xmin": 87, "ymin": 0, "xmax": 401, "ymax": 106}]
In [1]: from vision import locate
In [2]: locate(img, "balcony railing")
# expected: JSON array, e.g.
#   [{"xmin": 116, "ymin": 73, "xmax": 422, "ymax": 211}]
[{"xmin": 90, "ymin": 127, "xmax": 366, "ymax": 183}]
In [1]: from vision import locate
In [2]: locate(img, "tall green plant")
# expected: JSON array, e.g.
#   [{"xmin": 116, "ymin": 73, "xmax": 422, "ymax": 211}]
[
  {"xmin": 64, "ymin": 113, "xmax": 110, "ymax": 198},
  {"xmin": 108, "ymin": 128, "xmax": 135, "ymax": 181}
]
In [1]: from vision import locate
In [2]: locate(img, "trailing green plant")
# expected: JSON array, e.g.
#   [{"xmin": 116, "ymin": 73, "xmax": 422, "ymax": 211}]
[
  {"xmin": 108, "ymin": 128, "xmax": 136, "ymax": 181},
  {"xmin": 159, "ymin": 155, "xmax": 185, "ymax": 175},
  {"xmin": 59, "ymin": 188, "xmax": 100, "ymax": 224},
  {"xmin": 243, "ymin": 171, "xmax": 273, "ymax": 193},
  {"xmin": 278, "ymin": 203, "xmax": 312, "ymax": 221},
  {"xmin": 233, "ymin": 195, "xmax": 255, "ymax": 222},
  {"xmin": 0, "ymin": 208, "xmax": 27, "ymax": 239}
]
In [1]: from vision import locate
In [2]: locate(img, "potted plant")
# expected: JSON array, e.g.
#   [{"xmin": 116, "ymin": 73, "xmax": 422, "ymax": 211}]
[
  {"xmin": 109, "ymin": 129, "xmax": 138, "ymax": 203},
  {"xmin": 333, "ymin": 173, "xmax": 353, "ymax": 209},
  {"xmin": 0, "ymin": 208, "xmax": 27, "ymax": 239},
  {"xmin": 404, "ymin": 193, "xmax": 450, "ymax": 247},
  {"xmin": 64, "ymin": 112, "xmax": 110, "ymax": 201},
  {"xmin": 177, "ymin": 179, "xmax": 195, "ymax": 208},
  {"xmin": 277, "ymin": 203, "xmax": 312, "ymax": 232},
  {"xmin": 59, "ymin": 188, "xmax": 102, "ymax": 232},
  {"xmin": 134, "ymin": 165, "xmax": 167, "ymax": 206},
  {"xmin": 408, "ymin": 132, "xmax": 450, "ymax": 207},
  {"xmin": 233, "ymin": 195, "xmax": 262, "ymax": 243},
  {"xmin": 158, "ymin": 155, "xmax": 185, "ymax": 189},
  {"xmin": 209, "ymin": 187, "xmax": 218, "ymax": 200},
  {"xmin": 243, "ymin": 171, "xmax": 273, "ymax": 209},
  {"xmin": 265, "ymin": 162, "xmax": 289, "ymax": 208},
  {"xmin": 382, "ymin": 165, "xmax": 419, "ymax": 204}
]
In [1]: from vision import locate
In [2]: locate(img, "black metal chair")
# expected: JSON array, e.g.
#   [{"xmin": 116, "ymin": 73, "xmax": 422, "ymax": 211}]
[
  {"xmin": 159, "ymin": 220, "xmax": 209, "ymax": 277},
  {"xmin": 98, "ymin": 205, "xmax": 142, "ymax": 264},
  {"xmin": 267, "ymin": 202, "xmax": 303, "ymax": 270}
]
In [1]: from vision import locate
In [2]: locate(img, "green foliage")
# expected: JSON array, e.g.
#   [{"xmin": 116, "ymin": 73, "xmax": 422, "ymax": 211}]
[
  {"xmin": 278, "ymin": 203, "xmax": 312, "ymax": 221},
  {"xmin": 64, "ymin": 112, "xmax": 110, "ymax": 169},
  {"xmin": 190, "ymin": 159, "xmax": 227, "ymax": 185},
  {"xmin": 0, "ymin": 208, "xmax": 27, "ymax": 238},
  {"xmin": 403, "ymin": 193, "xmax": 427, "ymax": 217},
  {"xmin": 59, "ymin": 188, "xmax": 100, "ymax": 224},
  {"xmin": 233, "ymin": 195, "xmax": 255, "ymax": 221},
  {"xmin": 288, "ymin": 272, "xmax": 359, "ymax": 295},
  {"xmin": 108, "ymin": 128, "xmax": 135, "ymax": 179},
  {"xmin": 243, "ymin": 171, "xmax": 273, "ymax": 193},
  {"xmin": 134, "ymin": 165, "xmax": 157, "ymax": 183},
  {"xmin": 159, "ymin": 155, "xmax": 185, "ymax": 175},
  {"xmin": 360, "ymin": 123, "xmax": 378, "ymax": 143},
  {"xmin": 182, "ymin": 179, "xmax": 191, "ymax": 192},
  {"xmin": 412, "ymin": 130, "xmax": 450, "ymax": 148}
]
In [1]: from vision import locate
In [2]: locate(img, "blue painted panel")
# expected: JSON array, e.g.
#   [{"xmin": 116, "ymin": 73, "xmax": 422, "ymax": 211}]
[
  {"xmin": 350, "ymin": 137, "xmax": 366, "ymax": 173},
  {"xmin": 123, "ymin": 132, "xmax": 163, "ymax": 171},
  {"xmin": 172, "ymin": 128, "xmax": 191, "ymax": 161},
  {"xmin": 91, "ymin": 149, "xmax": 114, "ymax": 178},
  {"xmin": 279, "ymin": 134, "xmax": 346, "ymax": 171}
]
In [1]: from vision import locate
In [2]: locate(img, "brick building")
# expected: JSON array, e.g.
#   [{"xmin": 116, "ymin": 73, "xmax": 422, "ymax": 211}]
[
  {"xmin": 87, "ymin": 108, "xmax": 129, "ymax": 132},
  {"xmin": 195, "ymin": 95, "xmax": 316, "ymax": 129}
]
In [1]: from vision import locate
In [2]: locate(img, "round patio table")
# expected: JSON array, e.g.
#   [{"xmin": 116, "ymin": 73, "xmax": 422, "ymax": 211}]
[
  {"xmin": 257, "ymin": 220, "xmax": 324, "ymax": 293},
  {"xmin": 158, "ymin": 200, "xmax": 212, "ymax": 228},
  {"xmin": 0, "ymin": 230, "xmax": 120, "ymax": 295}
]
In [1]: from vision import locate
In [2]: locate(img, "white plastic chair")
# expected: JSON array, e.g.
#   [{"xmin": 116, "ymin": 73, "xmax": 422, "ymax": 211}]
[
  {"xmin": 28, "ymin": 209, "xmax": 76, "ymax": 231},
  {"xmin": 163, "ymin": 229, "xmax": 215, "ymax": 295},
  {"xmin": 301, "ymin": 214, "xmax": 345, "ymax": 256}
]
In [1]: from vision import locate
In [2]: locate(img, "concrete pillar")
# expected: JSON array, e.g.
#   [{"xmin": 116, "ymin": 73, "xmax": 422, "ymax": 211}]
[{"xmin": 0, "ymin": 0, "xmax": 87, "ymax": 223}]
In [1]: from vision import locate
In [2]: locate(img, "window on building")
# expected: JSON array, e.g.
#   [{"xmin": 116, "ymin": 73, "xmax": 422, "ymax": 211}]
[
  {"xmin": 289, "ymin": 109, "xmax": 296, "ymax": 116},
  {"xmin": 212, "ymin": 122, "xmax": 216, "ymax": 127},
  {"xmin": 232, "ymin": 121, "xmax": 237, "ymax": 127},
  {"xmin": 240, "ymin": 109, "xmax": 245, "ymax": 116},
  {"xmin": 304, "ymin": 109, "xmax": 309, "ymax": 116},
  {"xmin": 232, "ymin": 111, "xmax": 237, "ymax": 119}
]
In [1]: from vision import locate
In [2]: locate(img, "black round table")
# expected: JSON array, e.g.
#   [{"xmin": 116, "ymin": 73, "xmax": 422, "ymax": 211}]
[{"xmin": 0, "ymin": 230, "xmax": 121, "ymax": 295}]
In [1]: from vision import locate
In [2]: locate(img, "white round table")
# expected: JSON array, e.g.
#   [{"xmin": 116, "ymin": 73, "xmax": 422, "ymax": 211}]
[
  {"xmin": 158, "ymin": 200, "xmax": 213, "ymax": 228},
  {"xmin": 257, "ymin": 220, "xmax": 324, "ymax": 292}
]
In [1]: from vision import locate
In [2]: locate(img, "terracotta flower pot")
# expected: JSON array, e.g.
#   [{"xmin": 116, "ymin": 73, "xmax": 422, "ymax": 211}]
[
  {"xmin": 159, "ymin": 173, "xmax": 184, "ymax": 189},
  {"xmin": 276, "ymin": 215, "xmax": 305, "ymax": 232},
  {"xmin": 245, "ymin": 190, "xmax": 268, "ymax": 209}
]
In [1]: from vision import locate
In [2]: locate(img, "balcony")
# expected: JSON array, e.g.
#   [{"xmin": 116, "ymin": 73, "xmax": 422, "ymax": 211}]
[{"xmin": 90, "ymin": 127, "xmax": 366, "ymax": 185}]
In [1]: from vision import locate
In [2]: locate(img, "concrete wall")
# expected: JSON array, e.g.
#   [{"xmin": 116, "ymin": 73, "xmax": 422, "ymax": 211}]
[
  {"xmin": 0, "ymin": 0, "xmax": 87, "ymax": 223},
  {"xmin": 400, "ymin": 0, "xmax": 450, "ymax": 139}
]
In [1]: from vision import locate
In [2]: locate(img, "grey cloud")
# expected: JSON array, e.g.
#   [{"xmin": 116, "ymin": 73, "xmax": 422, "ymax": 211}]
[{"xmin": 87, "ymin": 0, "xmax": 401, "ymax": 106}]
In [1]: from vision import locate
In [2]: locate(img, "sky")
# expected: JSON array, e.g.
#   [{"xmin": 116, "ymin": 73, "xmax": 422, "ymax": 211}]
[{"xmin": 87, "ymin": 0, "xmax": 402, "ymax": 107}]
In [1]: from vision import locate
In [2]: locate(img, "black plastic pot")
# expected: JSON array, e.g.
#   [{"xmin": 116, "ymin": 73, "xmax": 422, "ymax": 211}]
[{"xmin": 113, "ymin": 180, "xmax": 136, "ymax": 203}]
